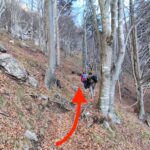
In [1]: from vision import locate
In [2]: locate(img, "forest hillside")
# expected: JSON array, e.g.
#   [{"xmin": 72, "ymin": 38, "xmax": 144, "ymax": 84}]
[
  {"xmin": 0, "ymin": 32, "xmax": 150, "ymax": 150},
  {"xmin": 0, "ymin": 0, "xmax": 150, "ymax": 149}
]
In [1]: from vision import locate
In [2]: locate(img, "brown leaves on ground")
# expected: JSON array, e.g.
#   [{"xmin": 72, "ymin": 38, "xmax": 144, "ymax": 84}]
[{"xmin": 0, "ymin": 34, "xmax": 150, "ymax": 150}]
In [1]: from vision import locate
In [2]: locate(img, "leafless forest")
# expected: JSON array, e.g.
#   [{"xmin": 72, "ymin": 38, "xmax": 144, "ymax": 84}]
[{"xmin": 0, "ymin": 0, "xmax": 150, "ymax": 149}]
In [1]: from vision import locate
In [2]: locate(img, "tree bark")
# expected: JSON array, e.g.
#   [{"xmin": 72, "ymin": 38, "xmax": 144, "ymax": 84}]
[
  {"xmin": 129, "ymin": 0, "xmax": 145, "ymax": 120},
  {"xmin": 98, "ymin": 0, "xmax": 114, "ymax": 117},
  {"xmin": 83, "ymin": 11, "xmax": 88, "ymax": 73},
  {"xmin": 44, "ymin": 0, "xmax": 57, "ymax": 89},
  {"xmin": 56, "ymin": 6, "xmax": 60, "ymax": 66},
  {"xmin": 0, "ymin": 0, "xmax": 5, "ymax": 19},
  {"xmin": 108, "ymin": 0, "xmax": 125, "ymax": 124}
]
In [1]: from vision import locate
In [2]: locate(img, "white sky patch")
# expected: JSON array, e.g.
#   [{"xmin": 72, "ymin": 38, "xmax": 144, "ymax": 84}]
[
  {"xmin": 75, "ymin": 0, "xmax": 84, "ymax": 6},
  {"xmin": 21, "ymin": 3, "xmax": 29, "ymax": 11},
  {"xmin": 72, "ymin": 0, "xmax": 84, "ymax": 26},
  {"xmin": 72, "ymin": 0, "xmax": 130, "ymax": 26},
  {"xmin": 125, "ymin": 0, "xmax": 129, "ymax": 7}
]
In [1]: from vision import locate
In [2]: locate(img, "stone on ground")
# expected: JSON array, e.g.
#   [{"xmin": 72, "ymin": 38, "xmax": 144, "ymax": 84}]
[{"xmin": 0, "ymin": 53, "xmax": 27, "ymax": 80}]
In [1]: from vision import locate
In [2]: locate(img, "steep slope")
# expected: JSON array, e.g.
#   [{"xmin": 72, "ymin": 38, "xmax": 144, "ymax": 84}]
[{"xmin": 0, "ymin": 33, "xmax": 150, "ymax": 150}]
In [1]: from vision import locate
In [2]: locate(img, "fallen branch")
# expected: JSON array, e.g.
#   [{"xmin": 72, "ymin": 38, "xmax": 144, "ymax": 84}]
[
  {"xmin": 121, "ymin": 100, "xmax": 139, "ymax": 109},
  {"xmin": 0, "ymin": 110, "xmax": 10, "ymax": 117}
]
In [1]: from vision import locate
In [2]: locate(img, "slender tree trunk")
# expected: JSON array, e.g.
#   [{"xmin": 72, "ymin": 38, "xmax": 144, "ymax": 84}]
[
  {"xmin": 84, "ymin": 29, "xmax": 88, "ymax": 72},
  {"xmin": 109, "ymin": 0, "xmax": 125, "ymax": 112},
  {"xmin": 89, "ymin": 0, "xmax": 102, "ymax": 76},
  {"xmin": 44, "ymin": 0, "xmax": 57, "ymax": 89},
  {"xmin": 138, "ymin": 86, "xmax": 145, "ymax": 119},
  {"xmin": 130, "ymin": 0, "xmax": 145, "ymax": 120},
  {"xmin": 0, "ymin": 0, "xmax": 5, "ymax": 19},
  {"xmin": 31, "ymin": 0, "xmax": 34, "ymax": 40},
  {"xmin": 92, "ymin": 36, "xmax": 98, "ymax": 74},
  {"xmin": 98, "ymin": 0, "xmax": 124, "ymax": 124},
  {"xmin": 82, "ymin": 34, "xmax": 85, "ymax": 70},
  {"xmin": 98, "ymin": 0, "xmax": 113, "ymax": 117},
  {"xmin": 89, "ymin": 0, "xmax": 100, "ymax": 46},
  {"xmin": 82, "ymin": 11, "xmax": 88, "ymax": 73},
  {"xmin": 56, "ymin": 8, "xmax": 60, "ymax": 66}
]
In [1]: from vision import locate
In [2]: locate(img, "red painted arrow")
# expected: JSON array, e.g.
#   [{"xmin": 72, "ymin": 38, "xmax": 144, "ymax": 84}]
[{"xmin": 55, "ymin": 87, "xmax": 87, "ymax": 147}]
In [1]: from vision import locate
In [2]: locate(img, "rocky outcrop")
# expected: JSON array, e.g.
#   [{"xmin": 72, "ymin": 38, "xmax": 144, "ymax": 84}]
[
  {"xmin": 38, "ymin": 94, "xmax": 49, "ymax": 101},
  {"xmin": 0, "ymin": 42, "xmax": 7, "ymax": 53},
  {"xmin": 28, "ymin": 75, "xmax": 38, "ymax": 88},
  {"xmin": 24, "ymin": 130, "xmax": 42, "ymax": 150},
  {"xmin": 0, "ymin": 53, "xmax": 28, "ymax": 81},
  {"xmin": 0, "ymin": 53, "xmax": 39, "ymax": 87},
  {"xmin": 52, "ymin": 94, "xmax": 73, "ymax": 111},
  {"xmin": 24, "ymin": 130, "xmax": 38, "ymax": 142}
]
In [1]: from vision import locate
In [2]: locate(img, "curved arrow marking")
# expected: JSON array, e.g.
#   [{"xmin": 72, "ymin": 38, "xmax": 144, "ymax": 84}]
[
  {"xmin": 55, "ymin": 103, "xmax": 81, "ymax": 147},
  {"xmin": 55, "ymin": 88, "xmax": 87, "ymax": 147}
]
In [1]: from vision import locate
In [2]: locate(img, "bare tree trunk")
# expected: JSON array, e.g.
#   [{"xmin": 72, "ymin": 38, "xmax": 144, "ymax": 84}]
[
  {"xmin": 109, "ymin": 0, "xmax": 125, "ymax": 124},
  {"xmin": 89, "ymin": 0, "xmax": 100, "ymax": 45},
  {"xmin": 44, "ymin": 0, "xmax": 57, "ymax": 89},
  {"xmin": 130, "ymin": 0, "xmax": 145, "ymax": 120},
  {"xmin": 99, "ymin": 0, "xmax": 117, "ymax": 117},
  {"xmin": 97, "ymin": 0, "xmax": 124, "ymax": 124},
  {"xmin": 138, "ymin": 86, "xmax": 145, "ymax": 119},
  {"xmin": 83, "ymin": 26, "xmax": 88, "ymax": 72},
  {"xmin": 37, "ymin": 0, "xmax": 43, "ymax": 49},
  {"xmin": 31, "ymin": 0, "xmax": 34, "ymax": 40},
  {"xmin": 0, "ymin": 0, "xmax": 5, "ymax": 19},
  {"xmin": 43, "ymin": 0, "xmax": 48, "ymax": 53},
  {"xmin": 89, "ymin": 0, "xmax": 100, "ymax": 75},
  {"xmin": 56, "ymin": 10, "xmax": 60, "ymax": 66},
  {"xmin": 92, "ymin": 36, "xmax": 98, "ymax": 74},
  {"xmin": 98, "ymin": 0, "xmax": 113, "ymax": 117},
  {"xmin": 82, "ymin": 12, "xmax": 88, "ymax": 73}
]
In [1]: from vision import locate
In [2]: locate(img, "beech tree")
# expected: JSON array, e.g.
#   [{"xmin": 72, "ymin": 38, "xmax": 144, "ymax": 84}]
[
  {"xmin": 0, "ymin": 0, "xmax": 5, "ymax": 19},
  {"xmin": 95, "ymin": 0, "xmax": 126, "ymax": 123},
  {"xmin": 129, "ymin": 0, "xmax": 150, "ymax": 120},
  {"xmin": 44, "ymin": 0, "xmax": 57, "ymax": 89},
  {"xmin": 82, "ymin": 0, "xmax": 100, "ymax": 73}
]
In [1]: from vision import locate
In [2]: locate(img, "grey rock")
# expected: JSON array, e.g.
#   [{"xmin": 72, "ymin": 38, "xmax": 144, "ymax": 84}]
[
  {"xmin": 49, "ymin": 146, "xmax": 57, "ymax": 150},
  {"xmin": 53, "ymin": 94, "xmax": 73, "ymax": 111},
  {"xmin": 37, "ymin": 146, "xmax": 42, "ymax": 150},
  {"xmin": 0, "ymin": 53, "xmax": 27, "ymax": 80},
  {"xmin": 0, "ymin": 42, "xmax": 7, "ymax": 53},
  {"xmin": 28, "ymin": 76, "xmax": 38, "ymax": 88},
  {"xmin": 20, "ymin": 42, "xmax": 30, "ymax": 49},
  {"xmin": 73, "ymin": 85, "xmax": 78, "ymax": 92},
  {"xmin": 38, "ymin": 94, "xmax": 49, "ymax": 101},
  {"xmin": 24, "ymin": 130, "xmax": 38, "ymax": 142},
  {"xmin": 23, "ymin": 144, "xmax": 30, "ymax": 150},
  {"xmin": 9, "ymin": 40, "xmax": 15, "ymax": 45},
  {"xmin": 22, "ymin": 35, "xmax": 30, "ymax": 41}
]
